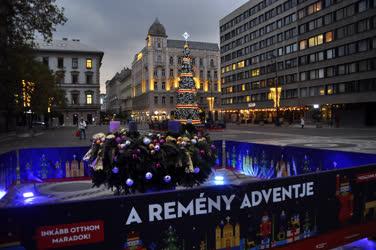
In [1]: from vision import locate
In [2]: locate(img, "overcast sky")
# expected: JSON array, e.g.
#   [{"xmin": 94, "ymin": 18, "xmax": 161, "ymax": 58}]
[{"xmin": 54, "ymin": 0, "xmax": 248, "ymax": 93}]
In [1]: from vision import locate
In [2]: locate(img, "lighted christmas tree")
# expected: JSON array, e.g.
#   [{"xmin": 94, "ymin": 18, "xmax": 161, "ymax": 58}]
[
  {"xmin": 163, "ymin": 226, "xmax": 180, "ymax": 250},
  {"xmin": 175, "ymin": 32, "xmax": 200, "ymax": 124}
]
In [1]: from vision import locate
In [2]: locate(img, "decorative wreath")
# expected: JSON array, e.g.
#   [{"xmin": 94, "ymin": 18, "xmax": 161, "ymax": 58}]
[{"xmin": 83, "ymin": 128, "xmax": 217, "ymax": 194}]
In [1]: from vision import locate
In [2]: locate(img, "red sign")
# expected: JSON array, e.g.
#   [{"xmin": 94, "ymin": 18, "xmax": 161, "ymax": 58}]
[
  {"xmin": 36, "ymin": 220, "xmax": 104, "ymax": 249},
  {"xmin": 356, "ymin": 171, "xmax": 376, "ymax": 183}
]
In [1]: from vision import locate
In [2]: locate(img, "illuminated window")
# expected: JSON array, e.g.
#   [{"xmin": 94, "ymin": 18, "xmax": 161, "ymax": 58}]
[
  {"xmin": 241, "ymin": 84, "xmax": 246, "ymax": 91},
  {"xmin": 251, "ymin": 68, "xmax": 260, "ymax": 77},
  {"xmin": 137, "ymin": 52, "xmax": 143, "ymax": 61},
  {"xmin": 300, "ymin": 40, "xmax": 307, "ymax": 50},
  {"xmin": 308, "ymin": 37, "xmax": 315, "ymax": 47},
  {"xmin": 86, "ymin": 94, "xmax": 93, "ymax": 104},
  {"xmin": 246, "ymin": 96, "xmax": 251, "ymax": 102},
  {"xmin": 238, "ymin": 61, "xmax": 245, "ymax": 68},
  {"xmin": 221, "ymin": 67, "xmax": 225, "ymax": 73},
  {"xmin": 325, "ymin": 31, "xmax": 333, "ymax": 42},
  {"xmin": 86, "ymin": 58, "xmax": 92, "ymax": 69},
  {"xmin": 226, "ymin": 66, "xmax": 230, "ymax": 72},
  {"xmin": 232, "ymin": 64, "xmax": 236, "ymax": 70},
  {"xmin": 229, "ymin": 86, "xmax": 233, "ymax": 93},
  {"xmin": 317, "ymin": 34, "xmax": 323, "ymax": 45},
  {"xmin": 319, "ymin": 86, "xmax": 325, "ymax": 95}
]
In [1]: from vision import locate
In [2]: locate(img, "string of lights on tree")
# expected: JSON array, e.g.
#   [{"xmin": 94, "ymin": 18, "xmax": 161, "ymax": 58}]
[{"xmin": 174, "ymin": 32, "xmax": 201, "ymax": 124}]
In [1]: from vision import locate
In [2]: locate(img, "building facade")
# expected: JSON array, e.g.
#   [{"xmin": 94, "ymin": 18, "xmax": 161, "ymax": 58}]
[
  {"xmin": 220, "ymin": 0, "xmax": 376, "ymax": 126},
  {"xmin": 35, "ymin": 38, "xmax": 103, "ymax": 126},
  {"xmin": 105, "ymin": 68, "xmax": 132, "ymax": 116},
  {"xmin": 131, "ymin": 18, "xmax": 221, "ymax": 122}
]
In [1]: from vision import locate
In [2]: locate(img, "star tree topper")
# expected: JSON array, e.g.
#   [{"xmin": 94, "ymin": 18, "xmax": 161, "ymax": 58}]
[{"xmin": 182, "ymin": 32, "xmax": 190, "ymax": 41}]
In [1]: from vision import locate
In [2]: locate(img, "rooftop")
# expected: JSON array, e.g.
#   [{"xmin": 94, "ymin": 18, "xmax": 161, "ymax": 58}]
[
  {"xmin": 34, "ymin": 39, "xmax": 104, "ymax": 54},
  {"xmin": 167, "ymin": 39, "xmax": 219, "ymax": 51}
]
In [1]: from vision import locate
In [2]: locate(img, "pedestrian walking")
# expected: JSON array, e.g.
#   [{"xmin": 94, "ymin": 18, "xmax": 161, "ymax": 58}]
[
  {"xmin": 300, "ymin": 117, "xmax": 305, "ymax": 129},
  {"xmin": 78, "ymin": 118, "xmax": 87, "ymax": 140}
]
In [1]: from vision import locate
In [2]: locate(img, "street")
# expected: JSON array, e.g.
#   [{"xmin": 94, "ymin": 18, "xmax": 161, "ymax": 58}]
[{"xmin": 1, "ymin": 124, "xmax": 376, "ymax": 154}]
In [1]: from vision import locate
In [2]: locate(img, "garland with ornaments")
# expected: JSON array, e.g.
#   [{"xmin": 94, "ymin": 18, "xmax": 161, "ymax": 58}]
[{"xmin": 83, "ymin": 128, "xmax": 217, "ymax": 194}]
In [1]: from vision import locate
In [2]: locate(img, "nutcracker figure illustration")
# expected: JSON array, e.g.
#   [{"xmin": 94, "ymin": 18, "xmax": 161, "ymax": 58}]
[
  {"xmin": 336, "ymin": 174, "xmax": 354, "ymax": 224},
  {"xmin": 259, "ymin": 213, "xmax": 272, "ymax": 249},
  {"xmin": 276, "ymin": 210, "xmax": 287, "ymax": 242}
]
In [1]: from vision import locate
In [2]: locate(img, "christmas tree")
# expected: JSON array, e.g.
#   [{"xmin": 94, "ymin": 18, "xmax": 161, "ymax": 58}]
[
  {"xmin": 175, "ymin": 32, "xmax": 200, "ymax": 124},
  {"xmin": 163, "ymin": 226, "xmax": 181, "ymax": 250}
]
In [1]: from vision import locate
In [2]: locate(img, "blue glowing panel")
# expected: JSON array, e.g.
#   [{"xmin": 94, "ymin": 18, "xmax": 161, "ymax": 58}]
[
  {"xmin": 18, "ymin": 146, "xmax": 91, "ymax": 182},
  {"xmin": 0, "ymin": 150, "xmax": 17, "ymax": 192},
  {"xmin": 213, "ymin": 140, "xmax": 222, "ymax": 167},
  {"xmin": 224, "ymin": 141, "xmax": 376, "ymax": 179},
  {"xmin": 334, "ymin": 238, "xmax": 376, "ymax": 250}
]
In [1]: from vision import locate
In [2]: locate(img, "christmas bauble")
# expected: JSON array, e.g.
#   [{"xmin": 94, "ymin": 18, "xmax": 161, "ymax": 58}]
[
  {"xmin": 126, "ymin": 178, "xmax": 134, "ymax": 186},
  {"xmin": 143, "ymin": 137, "xmax": 151, "ymax": 145},
  {"xmin": 145, "ymin": 172, "xmax": 153, "ymax": 180},
  {"xmin": 112, "ymin": 167, "xmax": 119, "ymax": 174},
  {"xmin": 194, "ymin": 167, "xmax": 200, "ymax": 174},
  {"xmin": 164, "ymin": 175, "xmax": 172, "ymax": 183}
]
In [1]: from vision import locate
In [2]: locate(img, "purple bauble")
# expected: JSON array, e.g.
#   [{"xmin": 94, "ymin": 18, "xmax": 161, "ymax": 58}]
[
  {"xmin": 194, "ymin": 167, "xmax": 200, "ymax": 174},
  {"xmin": 155, "ymin": 162, "xmax": 161, "ymax": 168},
  {"xmin": 112, "ymin": 167, "xmax": 119, "ymax": 174},
  {"xmin": 211, "ymin": 144, "xmax": 216, "ymax": 150},
  {"xmin": 115, "ymin": 137, "xmax": 122, "ymax": 144},
  {"xmin": 160, "ymin": 139, "xmax": 165, "ymax": 144},
  {"xmin": 155, "ymin": 144, "xmax": 160, "ymax": 151},
  {"xmin": 164, "ymin": 175, "xmax": 172, "ymax": 183},
  {"xmin": 145, "ymin": 172, "xmax": 153, "ymax": 180},
  {"xmin": 126, "ymin": 178, "xmax": 134, "ymax": 186}
]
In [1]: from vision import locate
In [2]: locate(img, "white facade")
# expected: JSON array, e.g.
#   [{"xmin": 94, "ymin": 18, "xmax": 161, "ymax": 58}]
[{"xmin": 34, "ymin": 39, "xmax": 103, "ymax": 126}]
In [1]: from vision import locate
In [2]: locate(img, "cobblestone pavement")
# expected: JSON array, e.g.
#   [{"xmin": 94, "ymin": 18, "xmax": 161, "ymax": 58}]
[{"xmin": 1, "ymin": 124, "xmax": 376, "ymax": 154}]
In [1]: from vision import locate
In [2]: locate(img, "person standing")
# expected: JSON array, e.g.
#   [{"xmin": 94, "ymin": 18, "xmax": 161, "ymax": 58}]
[
  {"xmin": 300, "ymin": 117, "xmax": 305, "ymax": 129},
  {"xmin": 78, "ymin": 118, "xmax": 87, "ymax": 140}
]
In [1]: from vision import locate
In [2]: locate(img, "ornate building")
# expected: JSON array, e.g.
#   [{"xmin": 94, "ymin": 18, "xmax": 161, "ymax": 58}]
[
  {"xmin": 215, "ymin": 217, "xmax": 240, "ymax": 249},
  {"xmin": 131, "ymin": 18, "xmax": 221, "ymax": 122}
]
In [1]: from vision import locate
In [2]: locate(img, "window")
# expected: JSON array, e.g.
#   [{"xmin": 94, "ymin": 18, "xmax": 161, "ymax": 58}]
[
  {"xmin": 86, "ymin": 58, "xmax": 92, "ymax": 69},
  {"xmin": 170, "ymin": 69, "xmax": 174, "ymax": 77},
  {"xmin": 200, "ymin": 70, "xmax": 204, "ymax": 78},
  {"xmin": 327, "ymin": 48, "xmax": 335, "ymax": 59},
  {"xmin": 308, "ymin": 34, "xmax": 323, "ymax": 47},
  {"xmin": 86, "ymin": 74, "xmax": 93, "ymax": 84},
  {"xmin": 300, "ymin": 40, "xmax": 307, "ymax": 50},
  {"xmin": 154, "ymin": 96, "xmax": 158, "ymax": 104},
  {"xmin": 86, "ymin": 93, "xmax": 93, "ymax": 104},
  {"xmin": 349, "ymin": 63, "xmax": 357, "ymax": 73},
  {"xmin": 325, "ymin": 31, "xmax": 333, "ymax": 42},
  {"xmin": 162, "ymin": 82, "xmax": 165, "ymax": 90},
  {"xmin": 285, "ymin": 43, "xmax": 297, "ymax": 54},
  {"xmin": 178, "ymin": 57, "xmax": 182, "ymax": 64},
  {"xmin": 324, "ymin": 14, "xmax": 332, "ymax": 25},
  {"xmin": 358, "ymin": 19, "xmax": 369, "ymax": 33},
  {"xmin": 162, "ymin": 69, "xmax": 165, "ymax": 76},
  {"xmin": 170, "ymin": 96, "xmax": 174, "ymax": 104},
  {"xmin": 358, "ymin": 0, "xmax": 367, "ymax": 12},
  {"xmin": 300, "ymin": 72, "xmax": 307, "ymax": 81},
  {"xmin": 72, "ymin": 73, "xmax": 79, "ymax": 84},
  {"xmin": 162, "ymin": 96, "xmax": 166, "ymax": 105},
  {"xmin": 169, "ymin": 56, "xmax": 174, "ymax": 65},
  {"xmin": 210, "ymin": 59, "xmax": 214, "ymax": 67},
  {"xmin": 57, "ymin": 57, "xmax": 64, "ymax": 68},
  {"xmin": 71, "ymin": 92, "xmax": 79, "ymax": 105},
  {"xmin": 318, "ymin": 68, "xmax": 324, "ymax": 78},
  {"xmin": 358, "ymin": 39, "xmax": 369, "ymax": 52},
  {"xmin": 319, "ymin": 86, "xmax": 325, "ymax": 95},
  {"xmin": 42, "ymin": 57, "xmax": 49, "ymax": 66},
  {"xmin": 251, "ymin": 68, "xmax": 260, "ymax": 77},
  {"xmin": 199, "ymin": 58, "xmax": 203, "ymax": 66},
  {"xmin": 238, "ymin": 61, "xmax": 245, "ymax": 68},
  {"xmin": 72, "ymin": 58, "xmax": 78, "ymax": 69},
  {"xmin": 326, "ymin": 66, "xmax": 335, "ymax": 77},
  {"xmin": 318, "ymin": 51, "xmax": 324, "ymax": 61},
  {"xmin": 300, "ymin": 88, "xmax": 308, "ymax": 97},
  {"xmin": 308, "ymin": 1, "xmax": 322, "ymax": 15},
  {"xmin": 154, "ymin": 81, "xmax": 158, "ymax": 90},
  {"xmin": 214, "ymin": 71, "xmax": 218, "ymax": 79}
]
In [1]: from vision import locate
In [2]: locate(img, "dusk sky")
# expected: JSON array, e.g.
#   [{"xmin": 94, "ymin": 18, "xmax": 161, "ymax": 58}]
[{"xmin": 54, "ymin": 0, "xmax": 248, "ymax": 93}]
